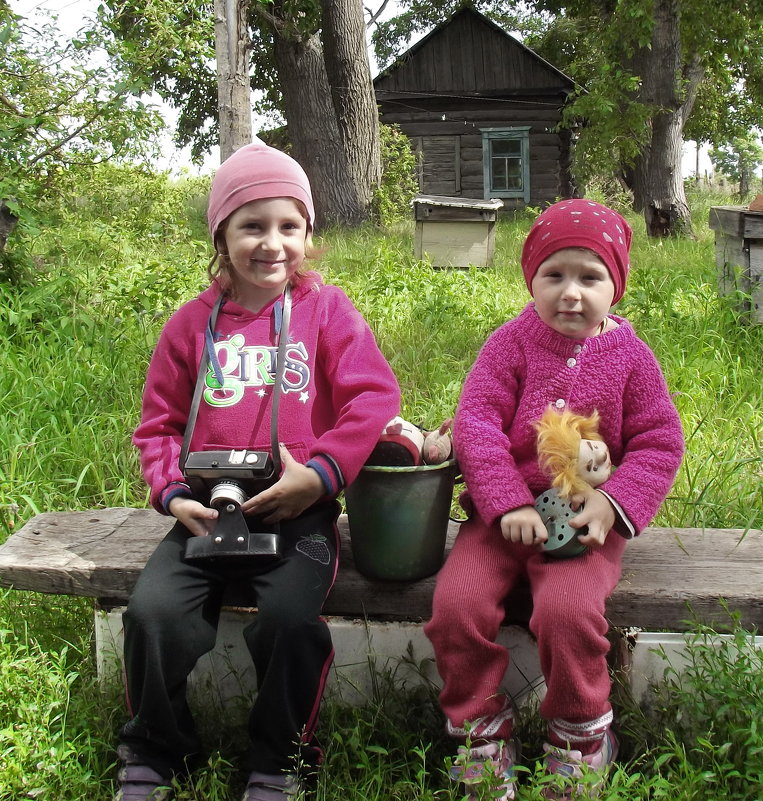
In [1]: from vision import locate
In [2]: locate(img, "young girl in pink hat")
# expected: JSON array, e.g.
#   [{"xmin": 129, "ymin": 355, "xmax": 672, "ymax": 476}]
[
  {"xmin": 424, "ymin": 199, "xmax": 684, "ymax": 800},
  {"xmin": 115, "ymin": 141, "xmax": 400, "ymax": 801}
]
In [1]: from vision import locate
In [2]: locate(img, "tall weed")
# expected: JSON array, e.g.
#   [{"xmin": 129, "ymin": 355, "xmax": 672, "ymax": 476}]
[{"xmin": 0, "ymin": 621, "xmax": 117, "ymax": 800}]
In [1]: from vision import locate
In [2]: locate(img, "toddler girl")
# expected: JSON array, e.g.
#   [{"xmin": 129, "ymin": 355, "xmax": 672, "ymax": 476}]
[{"xmin": 425, "ymin": 199, "xmax": 684, "ymax": 799}]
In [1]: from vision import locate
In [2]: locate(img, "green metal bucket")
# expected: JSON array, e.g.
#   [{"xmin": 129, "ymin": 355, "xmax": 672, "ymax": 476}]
[{"xmin": 344, "ymin": 459, "xmax": 457, "ymax": 581}]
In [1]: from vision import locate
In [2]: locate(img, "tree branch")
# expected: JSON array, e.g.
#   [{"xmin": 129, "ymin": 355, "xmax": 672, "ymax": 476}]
[
  {"xmin": 365, "ymin": 0, "xmax": 391, "ymax": 30},
  {"xmin": 26, "ymin": 99, "xmax": 124, "ymax": 167},
  {"xmin": 680, "ymin": 52, "xmax": 705, "ymax": 126},
  {"xmin": 0, "ymin": 90, "xmax": 22, "ymax": 115}
]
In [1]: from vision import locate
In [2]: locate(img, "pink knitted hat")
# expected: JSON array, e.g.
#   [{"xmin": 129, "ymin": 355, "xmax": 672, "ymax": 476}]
[
  {"xmin": 521, "ymin": 199, "xmax": 632, "ymax": 304},
  {"xmin": 207, "ymin": 140, "xmax": 315, "ymax": 239}
]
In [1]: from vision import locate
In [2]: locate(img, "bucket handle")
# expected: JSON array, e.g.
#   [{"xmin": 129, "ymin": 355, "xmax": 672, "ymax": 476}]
[{"xmin": 449, "ymin": 468, "xmax": 467, "ymax": 523}]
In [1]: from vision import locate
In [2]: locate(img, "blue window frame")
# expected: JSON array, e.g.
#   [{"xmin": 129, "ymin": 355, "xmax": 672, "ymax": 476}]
[{"xmin": 481, "ymin": 127, "xmax": 530, "ymax": 202}]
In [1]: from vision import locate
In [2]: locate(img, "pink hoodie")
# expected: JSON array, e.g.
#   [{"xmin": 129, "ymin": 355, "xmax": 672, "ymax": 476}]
[{"xmin": 134, "ymin": 272, "xmax": 401, "ymax": 513}]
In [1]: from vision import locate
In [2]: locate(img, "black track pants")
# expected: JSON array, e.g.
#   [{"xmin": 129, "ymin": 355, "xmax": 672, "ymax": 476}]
[{"xmin": 119, "ymin": 503, "xmax": 339, "ymax": 779}]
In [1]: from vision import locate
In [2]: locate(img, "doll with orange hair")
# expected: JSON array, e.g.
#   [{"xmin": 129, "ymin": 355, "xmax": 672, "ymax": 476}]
[{"xmin": 534, "ymin": 407, "xmax": 613, "ymax": 558}]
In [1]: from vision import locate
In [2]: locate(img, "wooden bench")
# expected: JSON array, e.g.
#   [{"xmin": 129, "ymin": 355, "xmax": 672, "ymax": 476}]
[
  {"xmin": 1, "ymin": 508, "xmax": 761, "ymax": 630},
  {"xmin": 1, "ymin": 509, "xmax": 761, "ymax": 707}
]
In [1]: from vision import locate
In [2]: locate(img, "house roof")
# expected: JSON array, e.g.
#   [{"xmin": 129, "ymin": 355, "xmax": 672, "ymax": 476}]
[{"xmin": 374, "ymin": 6, "xmax": 579, "ymax": 99}]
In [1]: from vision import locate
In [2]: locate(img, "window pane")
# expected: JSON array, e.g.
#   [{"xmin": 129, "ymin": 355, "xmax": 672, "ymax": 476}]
[
  {"xmin": 491, "ymin": 149, "xmax": 522, "ymax": 191},
  {"xmin": 484, "ymin": 131, "xmax": 528, "ymax": 197},
  {"xmin": 492, "ymin": 139, "xmax": 521, "ymax": 157},
  {"xmin": 506, "ymin": 160, "xmax": 522, "ymax": 189},
  {"xmin": 492, "ymin": 157, "xmax": 508, "ymax": 190}
]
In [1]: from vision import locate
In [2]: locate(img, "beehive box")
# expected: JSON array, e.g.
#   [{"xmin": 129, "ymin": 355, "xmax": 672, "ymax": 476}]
[
  {"xmin": 709, "ymin": 205, "xmax": 763, "ymax": 324},
  {"xmin": 413, "ymin": 194, "xmax": 504, "ymax": 268}
]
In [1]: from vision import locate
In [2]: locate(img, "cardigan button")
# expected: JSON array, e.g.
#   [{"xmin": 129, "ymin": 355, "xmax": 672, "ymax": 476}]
[
  {"xmin": 566, "ymin": 358, "xmax": 577, "ymax": 368},
  {"xmin": 573, "ymin": 345, "xmax": 583, "ymax": 354},
  {"xmin": 555, "ymin": 398, "xmax": 566, "ymax": 409}
]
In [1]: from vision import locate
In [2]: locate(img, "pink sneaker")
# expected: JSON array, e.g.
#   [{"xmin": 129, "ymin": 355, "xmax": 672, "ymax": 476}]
[
  {"xmin": 450, "ymin": 740, "xmax": 518, "ymax": 801},
  {"xmin": 542, "ymin": 728, "xmax": 618, "ymax": 799},
  {"xmin": 240, "ymin": 771, "xmax": 300, "ymax": 801},
  {"xmin": 446, "ymin": 695, "xmax": 516, "ymax": 742},
  {"xmin": 113, "ymin": 745, "xmax": 173, "ymax": 801}
]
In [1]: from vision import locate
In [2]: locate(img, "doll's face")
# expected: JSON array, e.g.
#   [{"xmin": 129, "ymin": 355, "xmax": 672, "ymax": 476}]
[{"xmin": 577, "ymin": 439, "xmax": 611, "ymax": 487}]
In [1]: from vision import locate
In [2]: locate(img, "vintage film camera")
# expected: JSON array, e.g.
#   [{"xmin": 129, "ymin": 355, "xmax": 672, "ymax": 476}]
[{"xmin": 183, "ymin": 449, "xmax": 282, "ymax": 563}]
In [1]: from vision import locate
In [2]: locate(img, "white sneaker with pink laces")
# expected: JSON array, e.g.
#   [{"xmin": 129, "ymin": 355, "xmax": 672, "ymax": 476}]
[
  {"xmin": 450, "ymin": 740, "xmax": 518, "ymax": 801},
  {"xmin": 542, "ymin": 728, "xmax": 619, "ymax": 799}
]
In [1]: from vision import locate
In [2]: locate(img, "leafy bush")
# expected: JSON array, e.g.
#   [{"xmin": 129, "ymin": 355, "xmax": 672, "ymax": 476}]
[
  {"xmin": 0, "ymin": 11, "xmax": 162, "ymax": 256},
  {"xmin": 373, "ymin": 124, "xmax": 419, "ymax": 227},
  {"xmin": 643, "ymin": 620, "xmax": 763, "ymax": 800},
  {"xmin": 47, "ymin": 163, "xmax": 209, "ymax": 241}
]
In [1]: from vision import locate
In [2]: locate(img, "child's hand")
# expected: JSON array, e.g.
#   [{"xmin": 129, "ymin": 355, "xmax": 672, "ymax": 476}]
[
  {"xmin": 242, "ymin": 445, "xmax": 325, "ymax": 523},
  {"xmin": 168, "ymin": 496, "xmax": 218, "ymax": 537},
  {"xmin": 570, "ymin": 489, "xmax": 616, "ymax": 548},
  {"xmin": 500, "ymin": 506, "xmax": 548, "ymax": 547}
]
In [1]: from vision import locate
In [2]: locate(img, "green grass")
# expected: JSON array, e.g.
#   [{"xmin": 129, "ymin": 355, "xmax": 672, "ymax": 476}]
[{"xmin": 0, "ymin": 167, "xmax": 761, "ymax": 798}]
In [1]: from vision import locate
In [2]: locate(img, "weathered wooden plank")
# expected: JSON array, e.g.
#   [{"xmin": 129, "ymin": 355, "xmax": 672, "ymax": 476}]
[
  {"xmin": 0, "ymin": 508, "xmax": 164, "ymax": 602},
  {"xmin": 415, "ymin": 220, "xmax": 496, "ymax": 268},
  {"xmin": 709, "ymin": 206, "xmax": 744, "ymax": 237},
  {"xmin": 384, "ymin": 117, "xmax": 560, "ymax": 137},
  {"xmin": 709, "ymin": 206, "xmax": 763, "ymax": 239},
  {"xmin": 710, "ymin": 207, "xmax": 763, "ymax": 324},
  {"xmin": 750, "ymin": 243, "xmax": 763, "ymax": 322},
  {"xmin": 1, "ymin": 510, "xmax": 761, "ymax": 630},
  {"xmin": 415, "ymin": 205, "xmax": 498, "ymax": 222},
  {"xmin": 374, "ymin": 9, "xmax": 574, "ymax": 96}
]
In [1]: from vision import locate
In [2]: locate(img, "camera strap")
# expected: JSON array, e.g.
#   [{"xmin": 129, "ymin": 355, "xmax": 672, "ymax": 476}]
[
  {"xmin": 179, "ymin": 286, "xmax": 292, "ymax": 474},
  {"xmin": 179, "ymin": 292, "xmax": 226, "ymax": 471},
  {"xmin": 270, "ymin": 285, "xmax": 291, "ymax": 475}
]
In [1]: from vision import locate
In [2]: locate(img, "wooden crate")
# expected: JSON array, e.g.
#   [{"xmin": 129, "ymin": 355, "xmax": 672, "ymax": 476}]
[
  {"xmin": 413, "ymin": 194, "xmax": 504, "ymax": 268},
  {"xmin": 708, "ymin": 205, "xmax": 763, "ymax": 324}
]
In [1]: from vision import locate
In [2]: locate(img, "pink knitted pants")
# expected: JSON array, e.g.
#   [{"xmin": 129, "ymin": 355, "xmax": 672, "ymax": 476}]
[{"xmin": 424, "ymin": 516, "xmax": 626, "ymax": 731}]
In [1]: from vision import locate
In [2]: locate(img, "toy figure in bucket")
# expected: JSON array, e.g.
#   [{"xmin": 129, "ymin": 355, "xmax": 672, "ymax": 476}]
[
  {"xmin": 346, "ymin": 415, "xmax": 456, "ymax": 582},
  {"xmin": 365, "ymin": 416, "xmax": 453, "ymax": 467},
  {"xmin": 534, "ymin": 407, "xmax": 612, "ymax": 558}
]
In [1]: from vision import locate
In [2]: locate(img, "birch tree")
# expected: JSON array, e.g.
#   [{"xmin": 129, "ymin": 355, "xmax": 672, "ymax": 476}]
[{"xmin": 215, "ymin": 0, "xmax": 252, "ymax": 159}]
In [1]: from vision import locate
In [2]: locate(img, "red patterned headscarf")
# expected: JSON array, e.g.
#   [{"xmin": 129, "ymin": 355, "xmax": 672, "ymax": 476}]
[{"xmin": 521, "ymin": 199, "xmax": 632, "ymax": 304}]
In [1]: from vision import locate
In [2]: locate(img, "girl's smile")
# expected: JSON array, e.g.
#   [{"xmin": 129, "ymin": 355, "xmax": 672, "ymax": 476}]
[{"xmin": 222, "ymin": 197, "xmax": 308, "ymax": 311}]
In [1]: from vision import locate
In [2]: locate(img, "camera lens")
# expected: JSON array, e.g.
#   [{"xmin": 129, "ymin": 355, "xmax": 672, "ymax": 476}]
[{"xmin": 209, "ymin": 480, "xmax": 247, "ymax": 508}]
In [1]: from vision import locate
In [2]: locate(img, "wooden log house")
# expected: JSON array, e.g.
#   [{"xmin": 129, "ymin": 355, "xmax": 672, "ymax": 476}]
[{"xmin": 374, "ymin": 7, "xmax": 581, "ymax": 208}]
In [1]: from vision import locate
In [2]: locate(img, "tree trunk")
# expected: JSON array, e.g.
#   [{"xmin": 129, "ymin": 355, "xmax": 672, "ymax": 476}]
[
  {"xmin": 558, "ymin": 127, "xmax": 579, "ymax": 198},
  {"xmin": 627, "ymin": 0, "xmax": 704, "ymax": 237},
  {"xmin": 634, "ymin": 110, "xmax": 692, "ymax": 237},
  {"xmin": 215, "ymin": 0, "xmax": 252, "ymax": 161},
  {"xmin": 273, "ymin": 31, "xmax": 358, "ymax": 228},
  {"xmin": 0, "ymin": 202, "xmax": 18, "ymax": 253},
  {"xmin": 739, "ymin": 165, "xmax": 750, "ymax": 198},
  {"xmin": 319, "ymin": 0, "xmax": 381, "ymax": 224}
]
